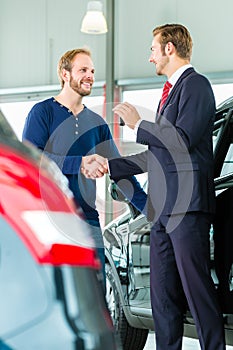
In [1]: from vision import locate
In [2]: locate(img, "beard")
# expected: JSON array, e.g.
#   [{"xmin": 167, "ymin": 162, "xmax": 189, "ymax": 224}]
[
  {"xmin": 156, "ymin": 55, "xmax": 169, "ymax": 76},
  {"xmin": 70, "ymin": 76, "xmax": 92, "ymax": 97}
]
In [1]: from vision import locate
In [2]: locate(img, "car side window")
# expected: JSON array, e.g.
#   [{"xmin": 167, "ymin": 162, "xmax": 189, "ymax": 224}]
[
  {"xmin": 213, "ymin": 109, "xmax": 233, "ymax": 178},
  {"xmin": 220, "ymin": 143, "xmax": 233, "ymax": 176}
]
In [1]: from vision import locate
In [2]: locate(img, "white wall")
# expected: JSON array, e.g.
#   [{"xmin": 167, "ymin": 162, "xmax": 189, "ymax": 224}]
[
  {"xmin": 0, "ymin": 0, "xmax": 233, "ymax": 89},
  {"xmin": 0, "ymin": 0, "xmax": 106, "ymax": 88}
]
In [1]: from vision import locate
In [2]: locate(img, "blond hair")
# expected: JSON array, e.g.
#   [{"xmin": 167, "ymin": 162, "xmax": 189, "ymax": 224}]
[{"xmin": 57, "ymin": 48, "xmax": 91, "ymax": 87}]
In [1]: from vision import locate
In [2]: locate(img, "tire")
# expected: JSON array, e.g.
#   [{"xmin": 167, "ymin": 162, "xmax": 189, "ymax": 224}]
[{"xmin": 105, "ymin": 263, "xmax": 149, "ymax": 350}]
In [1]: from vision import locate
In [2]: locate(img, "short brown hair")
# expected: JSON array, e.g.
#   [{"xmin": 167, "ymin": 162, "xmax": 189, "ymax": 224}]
[
  {"xmin": 57, "ymin": 48, "xmax": 91, "ymax": 87},
  {"xmin": 153, "ymin": 24, "xmax": 193, "ymax": 60}
]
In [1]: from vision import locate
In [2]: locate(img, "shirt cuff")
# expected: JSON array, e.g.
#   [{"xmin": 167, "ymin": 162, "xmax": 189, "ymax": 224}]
[
  {"xmin": 107, "ymin": 160, "xmax": 111, "ymax": 176},
  {"xmin": 134, "ymin": 119, "xmax": 142, "ymax": 135}
]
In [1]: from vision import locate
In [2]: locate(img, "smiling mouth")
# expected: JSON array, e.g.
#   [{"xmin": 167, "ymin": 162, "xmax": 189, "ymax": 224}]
[{"xmin": 81, "ymin": 82, "xmax": 92, "ymax": 89}]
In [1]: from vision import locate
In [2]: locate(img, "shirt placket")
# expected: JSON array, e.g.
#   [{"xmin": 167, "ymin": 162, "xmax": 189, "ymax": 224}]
[{"xmin": 74, "ymin": 116, "xmax": 79, "ymax": 136}]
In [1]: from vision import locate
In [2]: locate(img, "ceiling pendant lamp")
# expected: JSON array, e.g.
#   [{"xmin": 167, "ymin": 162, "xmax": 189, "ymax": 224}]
[{"xmin": 81, "ymin": 1, "xmax": 108, "ymax": 34}]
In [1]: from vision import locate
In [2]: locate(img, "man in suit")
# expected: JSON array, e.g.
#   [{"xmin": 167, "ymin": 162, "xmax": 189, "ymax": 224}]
[{"xmin": 82, "ymin": 24, "xmax": 226, "ymax": 349}]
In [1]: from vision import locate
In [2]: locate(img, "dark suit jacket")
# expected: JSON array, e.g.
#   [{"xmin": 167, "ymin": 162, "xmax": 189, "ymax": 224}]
[{"xmin": 109, "ymin": 68, "xmax": 216, "ymax": 222}]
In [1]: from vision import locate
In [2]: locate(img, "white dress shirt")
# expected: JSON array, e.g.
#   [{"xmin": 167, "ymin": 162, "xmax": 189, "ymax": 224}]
[{"xmin": 134, "ymin": 64, "xmax": 193, "ymax": 134}]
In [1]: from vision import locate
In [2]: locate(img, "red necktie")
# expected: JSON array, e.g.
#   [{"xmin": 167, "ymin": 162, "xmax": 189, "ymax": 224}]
[{"xmin": 159, "ymin": 81, "xmax": 172, "ymax": 112}]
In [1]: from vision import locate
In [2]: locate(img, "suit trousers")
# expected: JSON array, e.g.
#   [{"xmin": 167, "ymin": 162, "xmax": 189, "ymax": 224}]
[{"xmin": 150, "ymin": 212, "xmax": 225, "ymax": 350}]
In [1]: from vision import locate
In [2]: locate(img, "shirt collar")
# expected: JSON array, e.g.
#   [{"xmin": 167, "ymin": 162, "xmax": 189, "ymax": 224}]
[{"xmin": 169, "ymin": 64, "xmax": 193, "ymax": 88}]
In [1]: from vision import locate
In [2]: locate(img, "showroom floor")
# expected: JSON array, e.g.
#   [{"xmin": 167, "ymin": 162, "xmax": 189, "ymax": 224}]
[{"xmin": 144, "ymin": 333, "xmax": 233, "ymax": 349}]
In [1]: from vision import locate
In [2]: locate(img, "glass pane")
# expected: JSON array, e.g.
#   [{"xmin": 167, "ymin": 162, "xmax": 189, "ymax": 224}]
[{"xmin": 122, "ymin": 84, "xmax": 233, "ymax": 141}]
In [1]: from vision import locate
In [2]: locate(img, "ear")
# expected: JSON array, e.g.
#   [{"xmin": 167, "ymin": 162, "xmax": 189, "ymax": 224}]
[
  {"xmin": 62, "ymin": 69, "xmax": 70, "ymax": 83},
  {"xmin": 165, "ymin": 42, "xmax": 175, "ymax": 56}
]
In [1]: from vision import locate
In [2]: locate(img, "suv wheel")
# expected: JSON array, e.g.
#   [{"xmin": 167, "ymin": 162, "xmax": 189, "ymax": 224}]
[{"xmin": 105, "ymin": 263, "xmax": 149, "ymax": 350}]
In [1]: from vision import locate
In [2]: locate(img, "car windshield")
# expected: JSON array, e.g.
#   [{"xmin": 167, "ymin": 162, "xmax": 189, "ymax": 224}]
[
  {"xmin": 0, "ymin": 109, "xmax": 42, "ymax": 164},
  {"xmin": 0, "ymin": 109, "xmax": 72, "ymax": 198}
]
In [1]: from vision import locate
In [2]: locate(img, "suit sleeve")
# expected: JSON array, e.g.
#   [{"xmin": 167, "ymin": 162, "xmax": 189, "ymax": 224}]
[
  {"xmin": 109, "ymin": 150, "xmax": 148, "ymax": 179},
  {"xmin": 98, "ymin": 123, "xmax": 148, "ymax": 212},
  {"xmin": 108, "ymin": 151, "xmax": 148, "ymax": 213}
]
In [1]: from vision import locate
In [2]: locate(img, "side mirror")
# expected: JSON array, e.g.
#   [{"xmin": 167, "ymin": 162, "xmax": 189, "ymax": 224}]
[
  {"xmin": 109, "ymin": 181, "xmax": 141, "ymax": 219},
  {"xmin": 109, "ymin": 181, "xmax": 129, "ymax": 203}
]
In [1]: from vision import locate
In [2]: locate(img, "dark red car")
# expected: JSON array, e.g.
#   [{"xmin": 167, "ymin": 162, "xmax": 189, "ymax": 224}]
[{"xmin": 0, "ymin": 110, "xmax": 120, "ymax": 350}]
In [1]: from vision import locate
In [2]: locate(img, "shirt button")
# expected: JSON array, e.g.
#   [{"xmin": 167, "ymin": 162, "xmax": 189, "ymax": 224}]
[
  {"xmin": 75, "ymin": 131, "xmax": 79, "ymax": 135},
  {"xmin": 75, "ymin": 123, "xmax": 78, "ymax": 127}
]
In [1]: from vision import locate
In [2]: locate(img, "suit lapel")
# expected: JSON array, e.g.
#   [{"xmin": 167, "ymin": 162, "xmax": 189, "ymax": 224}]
[{"xmin": 158, "ymin": 67, "xmax": 195, "ymax": 117}]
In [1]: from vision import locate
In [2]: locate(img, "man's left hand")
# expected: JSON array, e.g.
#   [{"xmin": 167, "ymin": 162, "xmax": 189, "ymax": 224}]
[{"xmin": 113, "ymin": 102, "xmax": 141, "ymax": 129}]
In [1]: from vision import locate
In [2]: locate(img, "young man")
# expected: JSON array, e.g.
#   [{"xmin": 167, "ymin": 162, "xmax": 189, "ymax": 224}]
[
  {"xmin": 22, "ymin": 48, "xmax": 147, "ymax": 291},
  {"xmin": 83, "ymin": 24, "xmax": 226, "ymax": 349}
]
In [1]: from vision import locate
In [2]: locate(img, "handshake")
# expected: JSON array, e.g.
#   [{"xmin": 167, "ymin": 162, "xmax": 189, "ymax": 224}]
[{"xmin": 81, "ymin": 154, "xmax": 109, "ymax": 179}]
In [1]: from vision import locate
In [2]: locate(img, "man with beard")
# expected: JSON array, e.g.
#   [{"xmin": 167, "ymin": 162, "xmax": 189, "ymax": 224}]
[{"xmin": 22, "ymin": 48, "xmax": 147, "ymax": 291}]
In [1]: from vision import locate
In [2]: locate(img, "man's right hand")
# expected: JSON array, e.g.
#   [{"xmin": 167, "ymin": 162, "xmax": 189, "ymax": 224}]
[{"xmin": 81, "ymin": 154, "xmax": 108, "ymax": 179}]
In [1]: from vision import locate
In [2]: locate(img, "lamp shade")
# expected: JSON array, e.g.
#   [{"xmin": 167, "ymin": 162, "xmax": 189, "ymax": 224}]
[{"xmin": 81, "ymin": 1, "xmax": 108, "ymax": 34}]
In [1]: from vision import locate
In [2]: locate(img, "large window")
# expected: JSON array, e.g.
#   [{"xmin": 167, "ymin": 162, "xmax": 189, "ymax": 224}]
[
  {"xmin": 1, "ymin": 83, "xmax": 233, "ymax": 226},
  {"xmin": 1, "ymin": 83, "xmax": 233, "ymax": 140},
  {"xmin": 0, "ymin": 96, "xmax": 104, "ymax": 140},
  {"xmin": 122, "ymin": 83, "xmax": 233, "ymax": 141}
]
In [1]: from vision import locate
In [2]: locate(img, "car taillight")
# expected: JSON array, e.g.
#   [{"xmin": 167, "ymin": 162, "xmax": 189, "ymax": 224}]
[
  {"xmin": 8, "ymin": 210, "xmax": 100, "ymax": 269},
  {"xmin": 38, "ymin": 243, "xmax": 99, "ymax": 267},
  {"xmin": 0, "ymin": 144, "xmax": 101, "ymax": 270}
]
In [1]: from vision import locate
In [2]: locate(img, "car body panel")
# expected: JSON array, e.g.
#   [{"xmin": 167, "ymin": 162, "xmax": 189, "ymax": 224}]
[{"xmin": 0, "ymin": 110, "xmax": 120, "ymax": 349}]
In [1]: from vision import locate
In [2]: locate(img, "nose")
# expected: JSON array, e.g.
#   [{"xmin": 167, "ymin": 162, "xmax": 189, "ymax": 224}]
[
  {"xmin": 87, "ymin": 71, "xmax": 94, "ymax": 81},
  {"xmin": 149, "ymin": 54, "xmax": 154, "ymax": 63}
]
